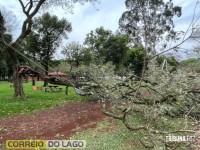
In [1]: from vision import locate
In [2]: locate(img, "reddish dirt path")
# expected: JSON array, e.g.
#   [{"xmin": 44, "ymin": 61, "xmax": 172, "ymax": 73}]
[{"xmin": 0, "ymin": 101, "xmax": 107, "ymax": 144}]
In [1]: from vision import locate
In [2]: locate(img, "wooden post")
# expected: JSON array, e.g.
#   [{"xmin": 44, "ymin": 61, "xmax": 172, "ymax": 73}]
[{"xmin": 65, "ymin": 85, "xmax": 69, "ymax": 95}]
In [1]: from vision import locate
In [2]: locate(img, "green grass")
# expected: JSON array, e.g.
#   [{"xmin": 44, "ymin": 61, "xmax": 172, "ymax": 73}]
[
  {"xmin": 72, "ymin": 112, "xmax": 149, "ymax": 150},
  {"xmin": 71, "ymin": 113, "xmax": 195, "ymax": 150},
  {"xmin": 71, "ymin": 118, "xmax": 145, "ymax": 150},
  {"xmin": 0, "ymin": 81, "xmax": 195, "ymax": 149},
  {"xmin": 0, "ymin": 81, "xmax": 86, "ymax": 118}
]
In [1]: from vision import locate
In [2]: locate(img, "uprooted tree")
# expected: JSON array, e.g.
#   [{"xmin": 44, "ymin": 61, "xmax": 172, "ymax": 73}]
[{"xmin": 79, "ymin": 62, "xmax": 199, "ymax": 149}]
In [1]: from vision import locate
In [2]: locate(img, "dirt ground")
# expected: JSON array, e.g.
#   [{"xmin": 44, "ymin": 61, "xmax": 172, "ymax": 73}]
[{"xmin": 0, "ymin": 101, "xmax": 107, "ymax": 145}]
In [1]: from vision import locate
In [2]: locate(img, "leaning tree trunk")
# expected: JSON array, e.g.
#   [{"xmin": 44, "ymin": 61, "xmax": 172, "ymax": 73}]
[{"xmin": 1, "ymin": 0, "xmax": 46, "ymax": 97}]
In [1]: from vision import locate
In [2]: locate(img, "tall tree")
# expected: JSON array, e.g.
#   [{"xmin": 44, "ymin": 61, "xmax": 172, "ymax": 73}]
[
  {"xmin": 23, "ymin": 32, "xmax": 41, "ymax": 62},
  {"xmin": 103, "ymin": 34, "xmax": 129, "ymax": 69},
  {"xmin": 0, "ymin": 12, "xmax": 6, "ymax": 64},
  {"xmin": 81, "ymin": 48, "xmax": 94, "ymax": 66},
  {"xmin": 0, "ymin": 12, "xmax": 6, "ymax": 79},
  {"xmin": 119, "ymin": 0, "xmax": 182, "ymax": 55},
  {"xmin": 124, "ymin": 47, "xmax": 145, "ymax": 76},
  {"xmin": 84, "ymin": 26, "xmax": 112, "ymax": 61},
  {"xmin": 0, "ymin": 12, "xmax": 13, "ymax": 80},
  {"xmin": 32, "ymin": 12, "xmax": 72, "ymax": 86},
  {"xmin": 84, "ymin": 27, "xmax": 130, "ymax": 68},
  {"xmin": 61, "ymin": 41, "xmax": 83, "ymax": 72}
]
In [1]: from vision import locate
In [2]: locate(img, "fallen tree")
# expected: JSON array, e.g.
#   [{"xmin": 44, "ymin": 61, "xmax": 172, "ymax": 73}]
[{"xmin": 78, "ymin": 62, "xmax": 200, "ymax": 149}]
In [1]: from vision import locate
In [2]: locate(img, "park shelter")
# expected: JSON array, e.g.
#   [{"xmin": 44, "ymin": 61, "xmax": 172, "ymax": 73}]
[
  {"xmin": 28, "ymin": 72, "xmax": 68, "ymax": 81},
  {"xmin": 48, "ymin": 72, "xmax": 68, "ymax": 80}
]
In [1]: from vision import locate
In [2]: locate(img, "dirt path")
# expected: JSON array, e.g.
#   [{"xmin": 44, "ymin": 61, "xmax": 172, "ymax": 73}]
[{"xmin": 0, "ymin": 101, "xmax": 107, "ymax": 144}]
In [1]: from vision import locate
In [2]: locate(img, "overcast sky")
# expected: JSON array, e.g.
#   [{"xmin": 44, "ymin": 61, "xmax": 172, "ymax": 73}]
[{"xmin": 0, "ymin": 0, "xmax": 200, "ymax": 59}]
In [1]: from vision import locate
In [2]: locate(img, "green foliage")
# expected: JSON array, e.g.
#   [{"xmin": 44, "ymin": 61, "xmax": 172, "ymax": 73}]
[
  {"xmin": 119, "ymin": 0, "xmax": 182, "ymax": 54},
  {"xmin": 0, "ymin": 81, "xmax": 86, "ymax": 118},
  {"xmin": 49, "ymin": 60, "xmax": 71, "ymax": 73},
  {"xmin": 181, "ymin": 58, "xmax": 198, "ymax": 64},
  {"xmin": 81, "ymin": 48, "xmax": 95, "ymax": 66},
  {"xmin": 156, "ymin": 55, "xmax": 179, "ymax": 71},
  {"xmin": 24, "ymin": 12, "xmax": 72, "ymax": 73},
  {"xmin": 62, "ymin": 41, "xmax": 83, "ymax": 71},
  {"xmin": 79, "ymin": 62, "xmax": 198, "ymax": 149},
  {"xmin": 104, "ymin": 34, "xmax": 129, "ymax": 69},
  {"xmin": 0, "ymin": 12, "xmax": 13, "ymax": 78},
  {"xmin": 124, "ymin": 47, "xmax": 145, "ymax": 76},
  {"xmin": 180, "ymin": 58, "xmax": 200, "ymax": 73},
  {"xmin": 84, "ymin": 27, "xmax": 130, "ymax": 69},
  {"xmin": 23, "ymin": 33, "xmax": 41, "ymax": 61},
  {"xmin": 84, "ymin": 26, "xmax": 112, "ymax": 61},
  {"xmin": 0, "ymin": 11, "xmax": 6, "ymax": 34},
  {"xmin": 0, "ymin": 11, "xmax": 6, "ymax": 67}
]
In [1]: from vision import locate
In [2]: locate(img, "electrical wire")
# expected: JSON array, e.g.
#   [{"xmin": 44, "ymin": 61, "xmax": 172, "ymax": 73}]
[
  {"xmin": 0, "ymin": 23, "xmax": 59, "ymax": 69},
  {"xmin": 0, "ymin": 36, "xmax": 47, "ymax": 72},
  {"xmin": 0, "ymin": 28, "xmax": 62, "ymax": 73}
]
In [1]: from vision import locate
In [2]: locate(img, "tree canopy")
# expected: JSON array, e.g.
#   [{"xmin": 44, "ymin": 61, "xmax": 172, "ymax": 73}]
[
  {"xmin": 28, "ymin": 12, "xmax": 72, "ymax": 75},
  {"xmin": 62, "ymin": 41, "xmax": 83, "ymax": 72},
  {"xmin": 119, "ymin": 0, "xmax": 182, "ymax": 55}
]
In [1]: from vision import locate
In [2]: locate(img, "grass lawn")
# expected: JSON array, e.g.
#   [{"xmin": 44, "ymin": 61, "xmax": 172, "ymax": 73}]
[
  {"xmin": 72, "ymin": 111, "xmax": 195, "ymax": 150},
  {"xmin": 0, "ymin": 81, "xmax": 195, "ymax": 149},
  {"xmin": 0, "ymin": 81, "xmax": 86, "ymax": 118},
  {"xmin": 72, "ymin": 118, "xmax": 145, "ymax": 150}
]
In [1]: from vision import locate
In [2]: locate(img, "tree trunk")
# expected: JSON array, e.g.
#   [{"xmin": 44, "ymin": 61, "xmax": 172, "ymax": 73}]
[
  {"xmin": 12, "ymin": 64, "xmax": 25, "ymax": 97},
  {"xmin": 43, "ymin": 35, "xmax": 51, "ymax": 87},
  {"xmin": 7, "ymin": 46, "xmax": 25, "ymax": 97},
  {"xmin": 32, "ymin": 76, "xmax": 35, "ymax": 86},
  {"xmin": 1, "ymin": 0, "xmax": 46, "ymax": 97},
  {"xmin": 43, "ymin": 57, "xmax": 49, "ymax": 87},
  {"xmin": 44, "ymin": 63, "xmax": 49, "ymax": 86},
  {"xmin": 69, "ymin": 62, "xmax": 73, "ymax": 73}
]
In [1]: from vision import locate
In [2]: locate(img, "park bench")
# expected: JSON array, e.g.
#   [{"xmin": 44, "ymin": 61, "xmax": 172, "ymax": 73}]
[
  {"xmin": 44, "ymin": 86, "xmax": 63, "ymax": 92},
  {"xmin": 44, "ymin": 87, "xmax": 51, "ymax": 92}
]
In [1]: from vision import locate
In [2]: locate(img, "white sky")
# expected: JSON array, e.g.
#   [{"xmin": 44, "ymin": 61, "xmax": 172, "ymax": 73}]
[{"xmin": 0, "ymin": 0, "xmax": 200, "ymax": 59}]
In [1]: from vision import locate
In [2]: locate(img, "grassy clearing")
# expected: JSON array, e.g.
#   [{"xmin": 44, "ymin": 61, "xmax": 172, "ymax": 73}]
[
  {"xmin": 72, "ymin": 118, "xmax": 145, "ymax": 150},
  {"xmin": 71, "ymin": 112, "xmax": 195, "ymax": 150},
  {"xmin": 0, "ymin": 81, "xmax": 86, "ymax": 118},
  {"xmin": 0, "ymin": 81, "xmax": 195, "ymax": 149}
]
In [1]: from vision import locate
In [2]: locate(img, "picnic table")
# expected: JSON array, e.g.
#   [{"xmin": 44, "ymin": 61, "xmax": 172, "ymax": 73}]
[{"xmin": 44, "ymin": 85, "xmax": 63, "ymax": 92}]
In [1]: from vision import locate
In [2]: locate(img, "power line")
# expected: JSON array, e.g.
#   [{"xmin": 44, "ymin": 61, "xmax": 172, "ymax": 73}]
[
  {"xmin": 0, "ymin": 22, "xmax": 60, "ymax": 69},
  {"xmin": 0, "ymin": 24, "xmax": 60, "ymax": 71},
  {"xmin": 0, "ymin": 36, "xmax": 47, "ymax": 72},
  {"xmin": 0, "ymin": 26, "xmax": 77, "ymax": 87}
]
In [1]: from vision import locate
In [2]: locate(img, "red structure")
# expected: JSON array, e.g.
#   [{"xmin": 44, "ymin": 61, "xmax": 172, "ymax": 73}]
[
  {"xmin": 48, "ymin": 72, "xmax": 68, "ymax": 80},
  {"xmin": 27, "ymin": 72, "xmax": 68, "ymax": 81}
]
